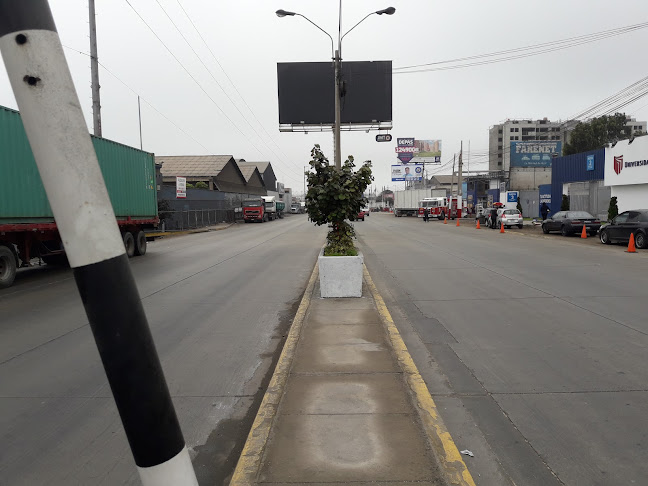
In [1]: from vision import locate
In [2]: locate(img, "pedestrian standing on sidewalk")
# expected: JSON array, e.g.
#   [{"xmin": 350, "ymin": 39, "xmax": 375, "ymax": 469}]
[
  {"xmin": 423, "ymin": 207, "xmax": 430, "ymax": 222},
  {"xmin": 541, "ymin": 202, "xmax": 549, "ymax": 220}
]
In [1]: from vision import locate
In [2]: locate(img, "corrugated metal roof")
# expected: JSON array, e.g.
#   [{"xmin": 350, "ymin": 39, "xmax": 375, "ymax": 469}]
[{"xmin": 157, "ymin": 155, "xmax": 234, "ymax": 176}]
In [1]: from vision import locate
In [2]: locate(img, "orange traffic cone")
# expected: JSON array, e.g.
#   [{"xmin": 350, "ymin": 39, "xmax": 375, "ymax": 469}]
[
  {"xmin": 456, "ymin": 218, "xmax": 460, "ymax": 227},
  {"xmin": 476, "ymin": 220, "xmax": 481, "ymax": 229},
  {"xmin": 627, "ymin": 233, "xmax": 637, "ymax": 253},
  {"xmin": 500, "ymin": 222, "xmax": 505, "ymax": 233},
  {"xmin": 444, "ymin": 217, "xmax": 447, "ymax": 224},
  {"xmin": 581, "ymin": 225, "xmax": 587, "ymax": 238}
]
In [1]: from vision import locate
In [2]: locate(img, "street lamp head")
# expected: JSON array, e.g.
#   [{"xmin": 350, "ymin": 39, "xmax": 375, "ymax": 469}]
[
  {"xmin": 276, "ymin": 9, "xmax": 296, "ymax": 17},
  {"xmin": 376, "ymin": 7, "xmax": 396, "ymax": 15}
]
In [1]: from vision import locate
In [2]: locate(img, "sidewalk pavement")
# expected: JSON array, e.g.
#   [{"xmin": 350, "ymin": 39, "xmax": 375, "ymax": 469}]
[
  {"xmin": 146, "ymin": 222, "xmax": 233, "ymax": 238},
  {"xmin": 230, "ymin": 265, "xmax": 476, "ymax": 486}
]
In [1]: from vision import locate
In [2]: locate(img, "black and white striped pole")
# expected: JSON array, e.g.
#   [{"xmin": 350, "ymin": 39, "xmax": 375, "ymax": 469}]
[{"xmin": 0, "ymin": 2, "xmax": 198, "ymax": 485}]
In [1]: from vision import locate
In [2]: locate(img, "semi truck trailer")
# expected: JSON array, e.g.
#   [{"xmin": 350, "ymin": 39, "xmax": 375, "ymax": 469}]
[{"xmin": 0, "ymin": 105, "xmax": 158, "ymax": 288}]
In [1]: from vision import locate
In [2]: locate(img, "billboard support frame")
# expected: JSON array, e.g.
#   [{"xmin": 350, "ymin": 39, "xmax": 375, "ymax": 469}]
[{"xmin": 279, "ymin": 121, "xmax": 393, "ymax": 133}]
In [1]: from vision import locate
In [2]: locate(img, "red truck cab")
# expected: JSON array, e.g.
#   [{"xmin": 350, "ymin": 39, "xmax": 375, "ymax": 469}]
[{"xmin": 243, "ymin": 198, "xmax": 266, "ymax": 223}]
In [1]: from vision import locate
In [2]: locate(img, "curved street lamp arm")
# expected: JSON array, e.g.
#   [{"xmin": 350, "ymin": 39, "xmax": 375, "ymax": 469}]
[
  {"xmin": 296, "ymin": 13, "xmax": 335, "ymax": 59},
  {"xmin": 339, "ymin": 12, "xmax": 375, "ymax": 52}
]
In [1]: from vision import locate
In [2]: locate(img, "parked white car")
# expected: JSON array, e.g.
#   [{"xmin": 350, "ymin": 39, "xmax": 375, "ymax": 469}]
[{"xmin": 497, "ymin": 209, "xmax": 524, "ymax": 229}]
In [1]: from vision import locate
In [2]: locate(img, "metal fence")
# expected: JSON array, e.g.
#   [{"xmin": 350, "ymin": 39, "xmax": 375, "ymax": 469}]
[{"xmin": 158, "ymin": 209, "xmax": 237, "ymax": 231}]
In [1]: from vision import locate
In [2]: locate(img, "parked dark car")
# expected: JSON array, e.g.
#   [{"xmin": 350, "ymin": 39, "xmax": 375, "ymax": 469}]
[
  {"xmin": 542, "ymin": 211, "xmax": 601, "ymax": 236},
  {"xmin": 599, "ymin": 209, "xmax": 648, "ymax": 249}
]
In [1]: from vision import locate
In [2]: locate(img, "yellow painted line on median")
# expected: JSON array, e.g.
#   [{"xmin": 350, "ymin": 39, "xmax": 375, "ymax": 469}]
[
  {"xmin": 229, "ymin": 261, "xmax": 319, "ymax": 485},
  {"xmin": 364, "ymin": 266, "xmax": 477, "ymax": 486}
]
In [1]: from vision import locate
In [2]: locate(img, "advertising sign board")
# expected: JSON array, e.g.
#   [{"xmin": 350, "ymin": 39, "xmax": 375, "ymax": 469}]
[
  {"xmin": 176, "ymin": 176, "xmax": 186, "ymax": 199},
  {"xmin": 510, "ymin": 141, "xmax": 561, "ymax": 167},
  {"xmin": 413, "ymin": 139, "xmax": 442, "ymax": 157},
  {"xmin": 507, "ymin": 191, "xmax": 518, "ymax": 203},
  {"xmin": 277, "ymin": 61, "xmax": 392, "ymax": 125},
  {"xmin": 397, "ymin": 153, "xmax": 414, "ymax": 163},
  {"xmin": 391, "ymin": 164, "xmax": 423, "ymax": 181},
  {"xmin": 604, "ymin": 135, "xmax": 648, "ymax": 186},
  {"xmin": 376, "ymin": 134, "xmax": 392, "ymax": 142},
  {"xmin": 397, "ymin": 138, "xmax": 415, "ymax": 146}
]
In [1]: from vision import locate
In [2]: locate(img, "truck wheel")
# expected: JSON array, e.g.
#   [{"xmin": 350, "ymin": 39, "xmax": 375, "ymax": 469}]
[
  {"xmin": 134, "ymin": 230, "xmax": 147, "ymax": 256},
  {"xmin": 0, "ymin": 245, "xmax": 17, "ymax": 289},
  {"xmin": 123, "ymin": 232, "xmax": 136, "ymax": 258}
]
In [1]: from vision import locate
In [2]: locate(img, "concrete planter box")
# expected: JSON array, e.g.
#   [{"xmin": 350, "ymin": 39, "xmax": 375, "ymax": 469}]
[{"xmin": 318, "ymin": 249, "xmax": 363, "ymax": 298}]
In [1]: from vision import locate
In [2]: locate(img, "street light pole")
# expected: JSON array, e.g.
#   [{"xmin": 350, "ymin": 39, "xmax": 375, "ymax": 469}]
[
  {"xmin": 276, "ymin": 5, "xmax": 395, "ymax": 172},
  {"xmin": 334, "ymin": 49, "xmax": 342, "ymax": 170}
]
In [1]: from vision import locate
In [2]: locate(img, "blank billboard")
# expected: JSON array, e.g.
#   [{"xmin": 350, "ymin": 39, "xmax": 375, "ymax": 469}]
[{"xmin": 277, "ymin": 61, "xmax": 392, "ymax": 125}]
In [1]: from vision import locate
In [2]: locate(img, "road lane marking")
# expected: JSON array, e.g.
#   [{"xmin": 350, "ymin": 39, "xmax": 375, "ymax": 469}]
[
  {"xmin": 364, "ymin": 266, "xmax": 477, "ymax": 486},
  {"xmin": 229, "ymin": 260, "xmax": 319, "ymax": 485}
]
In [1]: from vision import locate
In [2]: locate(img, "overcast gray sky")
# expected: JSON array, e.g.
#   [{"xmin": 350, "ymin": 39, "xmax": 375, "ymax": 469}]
[{"xmin": 1, "ymin": 0, "xmax": 647, "ymax": 193}]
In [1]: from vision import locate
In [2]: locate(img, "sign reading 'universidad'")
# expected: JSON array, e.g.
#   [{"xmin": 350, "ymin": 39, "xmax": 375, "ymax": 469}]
[{"xmin": 510, "ymin": 141, "xmax": 562, "ymax": 167}]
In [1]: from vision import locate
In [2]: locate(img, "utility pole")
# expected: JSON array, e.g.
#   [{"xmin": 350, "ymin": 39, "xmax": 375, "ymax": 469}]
[
  {"xmin": 89, "ymin": 0, "xmax": 102, "ymax": 136},
  {"xmin": 458, "ymin": 141, "xmax": 464, "ymax": 197},
  {"xmin": 451, "ymin": 155, "xmax": 455, "ymax": 196},
  {"xmin": 138, "ymin": 96, "xmax": 143, "ymax": 150}
]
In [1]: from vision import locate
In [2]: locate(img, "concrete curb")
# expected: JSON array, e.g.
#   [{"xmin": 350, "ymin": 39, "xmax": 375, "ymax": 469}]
[
  {"xmin": 146, "ymin": 223, "xmax": 234, "ymax": 238},
  {"xmin": 229, "ymin": 262, "xmax": 319, "ymax": 485},
  {"xmin": 364, "ymin": 266, "xmax": 477, "ymax": 486}
]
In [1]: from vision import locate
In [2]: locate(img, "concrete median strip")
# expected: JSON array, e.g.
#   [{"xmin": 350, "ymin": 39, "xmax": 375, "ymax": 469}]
[
  {"xmin": 364, "ymin": 266, "xmax": 477, "ymax": 486},
  {"xmin": 230, "ymin": 259, "xmax": 475, "ymax": 486},
  {"xmin": 229, "ymin": 262, "xmax": 319, "ymax": 485}
]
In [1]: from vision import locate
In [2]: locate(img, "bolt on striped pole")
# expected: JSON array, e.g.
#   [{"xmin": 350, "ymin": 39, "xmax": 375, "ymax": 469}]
[{"xmin": 0, "ymin": 2, "xmax": 198, "ymax": 485}]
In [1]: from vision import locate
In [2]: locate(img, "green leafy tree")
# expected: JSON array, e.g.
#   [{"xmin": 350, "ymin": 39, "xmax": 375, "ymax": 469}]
[
  {"xmin": 195, "ymin": 181, "xmax": 209, "ymax": 189},
  {"xmin": 561, "ymin": 194, "xmax": 570, "ymax": 211},
  {"xmin": 186, "ymin": 183, "xmax": 195, "ymax": 189},
  {"xmin": 305, "ymin": 145, "xmax": 373, "ymax": 256},
  {"xmin": 608, "ymin": 196, "xmax": 619, "ymax": 221},
  {"xmin": 564, "ymin": 113, "xmax": 636, "ymax": 155}
]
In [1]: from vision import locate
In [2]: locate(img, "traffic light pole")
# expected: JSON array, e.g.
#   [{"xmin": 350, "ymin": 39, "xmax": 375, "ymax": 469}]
[{"xmin": 0, "ymin": 2, "xmax": 197, "ymax": 484}]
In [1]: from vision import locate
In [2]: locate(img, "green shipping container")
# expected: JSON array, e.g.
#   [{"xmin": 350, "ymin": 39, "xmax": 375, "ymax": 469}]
[{"xmin": 0, "ymin": 105, "xmax": 157, "ymax": 224}]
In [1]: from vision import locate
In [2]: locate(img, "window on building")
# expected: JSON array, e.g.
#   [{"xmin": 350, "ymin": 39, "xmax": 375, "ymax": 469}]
[
  {"xmin": 498, "ymin": 145, "xmax": 502, "ymax": 150},
  {"xmin": 498, "ymin": 138, "xmax": 502, "ymax": 142},
  {"xmin": 498, "ymin": 153, "xmax": 502, "ymax": 159},
  {"xmin": 498, "ymin": 129, "xmax": 503, "ymax": 134},
  {"xmin": 498, "ymin": 161, "xmax": 502, "ymax": 166},
  {"xmin": 510, "ymin": 128, "xmax": 515, "ymax": 132}
]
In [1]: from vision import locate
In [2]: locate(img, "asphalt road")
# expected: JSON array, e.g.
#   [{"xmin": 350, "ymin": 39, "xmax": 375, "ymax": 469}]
[
  {"xmin": 0, "ymin": 214, "xmax": 325, "ymax": 485},
  {"xmin": 358, "ymin": 213, "xmax": 648, "ymax": 486}
]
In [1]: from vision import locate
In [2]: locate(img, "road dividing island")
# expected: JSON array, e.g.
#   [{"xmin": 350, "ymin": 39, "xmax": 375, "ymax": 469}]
[{"xmin": 230, "ymin": 260, "xmax": 476, "ymax": 485}]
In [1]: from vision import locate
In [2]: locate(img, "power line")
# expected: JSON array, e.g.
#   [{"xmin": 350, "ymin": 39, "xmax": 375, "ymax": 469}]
[
  {"xmin": 122, "ymin": 1, "xmax": 267, "ymax": 156},
  {"xmin": 393, "ymin": 21, "xmax": 648, "ymax": 74},
  {"xmin": 151, "ymin": 0, "xmax": 300, "ymax": 175},
  {"xmin": 174, "ymin": 0, "xmax": 291, "ymax": 161},
  {"xmin": 62, "ymin": 43, "xmax": 304, "ymax": 185}
]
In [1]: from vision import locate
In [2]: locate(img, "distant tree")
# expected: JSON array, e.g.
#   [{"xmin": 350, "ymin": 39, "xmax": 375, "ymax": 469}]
[
  {"xmin": 608, "ymin": 196, "xmax": 619, "ymax": 221},
  {"xmin": 186, "ymin": 183, "xmax": 195, "ymax": 189},
  {"xmin": 195, "ymin": 181, "xmax": 209, "ymax": 189},
  {"xmin": 561, "ymin": 194, "xmax": 570, "ymax": 211},
  {"xmin": 563, "ymin": 113, "xmax": 637, "ymax": 155}
]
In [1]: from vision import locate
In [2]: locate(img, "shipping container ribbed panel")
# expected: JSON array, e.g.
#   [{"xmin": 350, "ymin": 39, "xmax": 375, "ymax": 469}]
[{"xmin": 0, "ymin": 105, "xmax": 157, "ymax": 224}]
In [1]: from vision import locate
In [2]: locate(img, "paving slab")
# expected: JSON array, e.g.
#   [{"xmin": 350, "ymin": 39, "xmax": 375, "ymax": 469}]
[
  {"xmin": 258, "ymin": 414, "xmax": 440, "ymax": 483},
  {"xmin": 280, "ymin": 373, "xmax": 410, "ymax": 415}
]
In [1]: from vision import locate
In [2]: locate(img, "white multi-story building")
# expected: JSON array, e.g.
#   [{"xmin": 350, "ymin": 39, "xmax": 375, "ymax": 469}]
[{"xmin": 489, "ymin": 117, "xmax": 647, "ymax": 190}]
